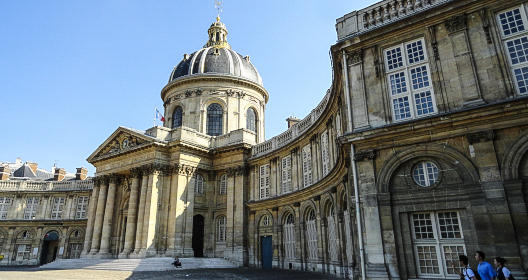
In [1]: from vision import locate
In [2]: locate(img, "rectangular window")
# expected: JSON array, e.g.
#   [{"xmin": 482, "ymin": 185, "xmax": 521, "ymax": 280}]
[
  {"xmin": 259, "ymin": 164, "xmax": 270, "ymax": 199},
  {"xmin": 281, "ymin": 155, "xmax": 292, "ymax": 194},
  {"xmin": 498, "ymin": 5, "xmax": 528, "ymax": 95},
  {"xmin": 75, "ymin": 196, "xmax": 89, "ymax": 219},
  {"xmin": 50, "ymin": 197, "xmax": 65, "ymax": 220},
  {"xmin": 321, "ymin": 130, "xmax": 330, "ymax": 176},
  {"xmin": 23, "ymin": 197, "xmax": 39, "ymax": 220},
  {"xmin": 302, "ymin": 144, "xmax": 312, "ymax": 187},
  {"xmin": 385, "ymin": 38, "xmax": 437, "ymax": 121},
  {"xmin": 68, "ymin": 243, "xmax": 83, "ymax": 259},
  {"xmin": 411, "ymin": 211, "xmax": 465, "ymax": 278},
  {"xmin": 16, "ymin": 244, "xmax": 31, "ymax": 260},
  {"xmin": 0, "ymin": 197, "xmax": 12, "ymax": 220}
]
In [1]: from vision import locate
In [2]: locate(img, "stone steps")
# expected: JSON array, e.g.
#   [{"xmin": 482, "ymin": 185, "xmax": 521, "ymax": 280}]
[{"xmin": 39, "ymin": 257, "xmax": 237, "ymax": 271}]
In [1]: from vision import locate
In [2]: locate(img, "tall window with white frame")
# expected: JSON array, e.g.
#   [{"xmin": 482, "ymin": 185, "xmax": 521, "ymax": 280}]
[
  {"xmin": 283, "ymin": 213, "xmax": 296, "ymax": 260},
  {"xmin": 51, "ymin": 197, "xmax": 65, "ymax": 220},
  {"xmin": 281, "ymin": 155, "xmax": 292, "ymax": 194},
  {"xmin": 75, "ymin": 196, "xmax": 89, "ymax": 219},
  {"xmin": 219, "ymin": 174, "xmax": 227, "ymax": 195},
  {"xmin": 385, "ymin": 38, "xmax": 437, "ymax": 121},
  {"xmin": 321, "ymin": 130, "xmax": 330, "ymax": 176},
  {"xmin": 411, "ymin": 211, "xmax": 466, "ymax": 278},
  {"xmin": 326, "ymin": 205, "xmax": 339, "ymax": 262},
  {"xmin": 0, "ymin": 197, "xmax": 12, "ymax": 220},
  {"xmin": 306, "ymin": 209, "xmax": 318, "ymax": 261},
  {"xmin": 497, "ymin": 5, "xmax": 528, "ymax": 95},
  {"xmin": 194, "ymin": 174, "xmax": 204, "ymax": 194},
  {"xmin": 216, "ymin": 216, "xmax": 226, "ymax": 242},
  {"xmin": 23, "ymin": 197, "xmax": 39, "ymax": 220},
  {"xmin": 302, "ymin": 144, "xmax": 313, "ymax": 187},
  {"xmin": 259, "ymin": 164, "xmax": 270, "ymax": 199}
]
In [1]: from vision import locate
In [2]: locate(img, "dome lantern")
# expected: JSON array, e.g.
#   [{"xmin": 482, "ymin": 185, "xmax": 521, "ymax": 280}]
[{"xmin": 205, "ymin": 17, "xmax": 230, "ymax": 49}]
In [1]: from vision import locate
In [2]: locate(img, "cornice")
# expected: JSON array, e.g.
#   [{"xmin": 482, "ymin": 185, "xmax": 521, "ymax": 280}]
[{"xmin": 161, "ymin": 74, "xmax": 269, "ymax": 103}]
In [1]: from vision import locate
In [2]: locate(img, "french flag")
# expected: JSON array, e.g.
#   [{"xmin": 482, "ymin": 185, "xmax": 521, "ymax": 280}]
[{"xmin": 156, "ymin": 108, "xmax": 165, "ymax": 122}]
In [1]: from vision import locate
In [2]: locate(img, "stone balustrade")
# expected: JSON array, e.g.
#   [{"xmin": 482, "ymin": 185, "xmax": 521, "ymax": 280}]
[
  {"xmin": 0, "ymin": 179, "xmax": 93, "ymax": 192},
  {"xmin": 251, "ymin": 90, "xmax": 331, "ymax": 158},
  {"xmin": 336, "ymin": 0, "xmax": 453, "ymax": 41}
]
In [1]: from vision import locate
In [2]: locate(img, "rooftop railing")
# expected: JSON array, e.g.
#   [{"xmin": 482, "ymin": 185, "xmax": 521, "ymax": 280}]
[
  {"xmin": 0, "ymin": 180, "xmax": 93, "ymax": 192},
  {"xmin": 336, "ymin": 0, "xmax": 454, "ymax": 41},
  {"xmin": 251, "ymin": 89, "xmax": 331, "ymax": 158}
]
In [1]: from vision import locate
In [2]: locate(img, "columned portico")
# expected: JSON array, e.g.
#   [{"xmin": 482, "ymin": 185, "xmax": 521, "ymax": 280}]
[{"xmin": 89, "ymin": 177, "xmax": 108, "ymax": 255}]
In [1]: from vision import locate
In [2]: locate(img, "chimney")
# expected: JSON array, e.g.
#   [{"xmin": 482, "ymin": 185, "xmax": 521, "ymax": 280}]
[
  {"xmin": 54, "ymin": 168, "xmax": 66, "ymax": 182},
  {"xmin": 75, "ymin": 167, "xmax": 88, "ymax": 180},
  {"xmin": 286, "ymin": 116, "xmax": 301, "ymax": 128},
  {"xmin": 26, "ymin": 161, "xmax": 38, "ymax": 174},
  {"xmin": 0, "ymin": 166, "xmax": 10, "ymax": 180}
]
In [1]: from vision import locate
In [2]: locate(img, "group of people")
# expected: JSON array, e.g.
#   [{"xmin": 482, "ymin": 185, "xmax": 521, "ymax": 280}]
[{"xmin": 457, "ymin": 251, "xmax": 514, "ymax": 280}]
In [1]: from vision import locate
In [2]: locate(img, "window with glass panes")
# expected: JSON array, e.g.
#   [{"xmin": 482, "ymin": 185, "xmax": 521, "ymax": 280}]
[
  {"xmin": 217, "ymin": 216, "xmax": 226, "ymax": 242},
  {"xmin": 281, "ymin": 155, "xmax": 292, "ymax": 194},
  {"xmin": 68, "ymin": 243, "xmax": 83, "ymax": 259},
  {"xmin": 23, "ymin": 197, "xmax": 39, "ymax": 220},
  {"xmin": 259, "ymin": 164, "xmax": 270, "ymax": 199},
  {"xmin": 194, "ymin": 174, "xmax": 204, "ymax": 194},
  {"xmin": 75, "ymin": 196, "xmax": 89, "ymax": 219},
  {"xmin": 0, "ymin": 197, "xmax": 12, "ymax": 220},
  {"xmin": 219, "ymin": 174, "xmax": 227, "ymax": 195},
  {"xmin": 283, "ymin": 213, "xmax": 296, "ymax": 260},
  {"xmin": 16, "ymin": 244, "xmax": 31, "ymax": 260},
  {"xmin": 306, "ymin": 209, "xmax": 318, "ymax": 260},
  {"xmin": 206, "ymin": 103, "xmax": 223, "ymax": 136},
  {"xmin": 51, "ymin": 197, "xmax": 65, "ymax": 219},
  {"xmin": 302, "ymin": 144, "xmax": 313, "ymax": 187},
  {"xmin": 411, "ymin": 211, "xmax": 466, "ymax": 278},
  {"xmin": 385, "ymin": 38, "xmax": 437, "ymax": 121},
  {"xmin": 321, "ymin": 130, "xmax": 330, "ymax": 176},
  {"xmin": 497, "ymin": 5, "xmax": 528, "ymax": 95}
]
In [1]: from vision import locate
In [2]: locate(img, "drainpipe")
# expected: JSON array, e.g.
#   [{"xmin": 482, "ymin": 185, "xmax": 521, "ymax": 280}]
[{"xmin": 342, "ymin": 50, "xmax": 366, "ymax": 280}]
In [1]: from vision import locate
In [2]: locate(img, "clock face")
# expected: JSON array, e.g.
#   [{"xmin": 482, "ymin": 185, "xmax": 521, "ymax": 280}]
[{"xmin": 122, "ymin": 139, "xmax": 129, "ymax": 149}]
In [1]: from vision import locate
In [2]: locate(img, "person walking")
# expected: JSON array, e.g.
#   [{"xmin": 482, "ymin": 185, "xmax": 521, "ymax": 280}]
[
  {"xmin": 475, "ymin": 251, "xmax": 497, "ymax": 280},
  {"xmin": 455, "ymin": 255, "xmax": 477, "ymax": 280},
  {"xmin": 494, "ymin": 257, "xmax": 514, "ymax": 280}
]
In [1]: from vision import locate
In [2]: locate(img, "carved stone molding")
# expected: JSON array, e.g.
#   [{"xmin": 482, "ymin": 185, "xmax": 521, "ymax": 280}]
[
  {"xmin": 354, "ymin": 149, "xmax": 376, "ymax": 161},
  {"xmin": 445, "ymin": 14, "xmax": 467, "ymax": 33},
  {"xmin": 173, "ymin": 164, "xmax": 197, "ymax": 176},
  {"xmin": 130, "ymin": 167, "xmax": 143, "ymax": 179},
  {"xmin": 313, "ymin": 195, "xmax": 321, "ymax": 202},
  {"xmin": 293, "ymin": 202, "xmax": 301, "ymax": 207},
  {"xmin": 347, "ymin": 49, "xmax": 363, "ymax": 65},
  {"xmin": 467, "ymin": 130, "xmax": 495, "ymax": 144},
  {"xmin": 227, "ymin": 165, "xmax": 247, "ymax": 177},
  {"xmin": 291, "ymin": 147, "xmax": 299, "ymax": 155},
  {"xmin": 271, "ymin": 157, "xmax": 279, "ymax": 164},
  {"xmin": 272, "ymin": 207, "xmax": 279, "ymax": 212},
  {"xmin": 310, "ymin": 134, "xmax": 318, "ymax": 143},
  {"xmin": 428, "ymin": 25, "xmax": 440, "ymax": 61},
  {"xmin": 330, "ymin": 186, "xmax": 337, "ymax": 194},
  {"xmin": 479, "ymin": 9, "xmax": 492, "ymax": 44},
  {"xmin": 325, "ymin": 116, "xmax": 334, "ymax": 128}
]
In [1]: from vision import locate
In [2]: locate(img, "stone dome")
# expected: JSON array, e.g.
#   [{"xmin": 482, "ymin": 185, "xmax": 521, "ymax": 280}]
[{"xmin": 169, "ymin": 18, "xmax": 263, "ymax": 86}]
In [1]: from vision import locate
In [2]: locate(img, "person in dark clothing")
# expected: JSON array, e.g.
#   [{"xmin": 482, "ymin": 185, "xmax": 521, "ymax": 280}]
[
  {"xmin": 455, "ymin": 255, "xmax": 477, "ymax": 280},
  {"xmin": 172, "ymin": 256, "xmax": 182, "ymax": 268},
  {"xmin": 494, "ymin": 257, "xmax": 513, "ymax": 280}
]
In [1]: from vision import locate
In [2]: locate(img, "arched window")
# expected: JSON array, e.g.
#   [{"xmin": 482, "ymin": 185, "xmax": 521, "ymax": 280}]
[
  {"xmin": 216, "ymin": 216, "xmax": 226, "ymax": 242},
  {"xmin": 326, "ymin": 203, "xmax": 338, "ymax": 262},
  {"xmin": 172, "ymin": 106, "xmax": 183, "ymax": 128},
  {"xmin": 194, "ymin": 174, "xmax": 204, "ymax": 194},
  {"xmin": 260, "ymin": 215, "xmax": 272, "ymax": 227},
  {"xmin": 207, "ymin": 103, "xmax": 223, "ymax": 136},
  {"xmin": 219, "ymin": 174, "xmax": 227, "ymax": 195},
  {"xmin": 283, "ymin": 213, "xmax": 296, "ymax": 260},
  {"xmin": 246, "ymin": 108, "xmax": 257, "ymax": 132},
  {"xmin": 306, "ymin": 209, "xmax": 318, "ymax": 260}
]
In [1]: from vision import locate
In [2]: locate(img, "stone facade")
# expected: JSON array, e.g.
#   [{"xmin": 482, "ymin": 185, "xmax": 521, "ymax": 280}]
[
  {"xmin": 0, "ymin": 162, "xmax": 92, "ymax": 265},
  {"xmin": 79, "ymin": 0, "xmax": 528, "ymax": 279}
]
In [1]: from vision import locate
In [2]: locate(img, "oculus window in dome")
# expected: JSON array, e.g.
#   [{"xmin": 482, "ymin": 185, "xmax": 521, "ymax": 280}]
[{"xmin": 169, "ymin": 17, "xmax": 263, "ymax": 86}]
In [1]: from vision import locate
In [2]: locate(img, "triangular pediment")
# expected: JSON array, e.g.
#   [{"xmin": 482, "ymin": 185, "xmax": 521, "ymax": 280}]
[{"xmin": 87, "ymin": 127, "xmax": 155, "ymax": 163}]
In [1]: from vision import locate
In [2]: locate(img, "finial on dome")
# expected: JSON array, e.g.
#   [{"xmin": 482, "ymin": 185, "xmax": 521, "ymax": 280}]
[{"xmin": 204, "ymin": 16, "xmax": 230, "ymax": 49}]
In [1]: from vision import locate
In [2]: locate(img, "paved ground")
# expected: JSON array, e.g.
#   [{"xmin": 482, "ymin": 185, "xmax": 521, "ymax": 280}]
[{"xmin": 0, "ymin": 267, "xmax": 339, "ymax": 280}]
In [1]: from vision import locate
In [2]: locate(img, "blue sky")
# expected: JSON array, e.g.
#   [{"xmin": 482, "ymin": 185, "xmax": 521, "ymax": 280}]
[{"xmin": 0, "ymin": 0, "xmax": 376, "ymax": 175}]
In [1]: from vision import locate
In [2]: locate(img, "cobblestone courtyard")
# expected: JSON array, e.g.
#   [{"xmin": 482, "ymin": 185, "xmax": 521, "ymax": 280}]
[{"xmin": 0, "ymin": 267, "xmax": 338, "ymax": 280}]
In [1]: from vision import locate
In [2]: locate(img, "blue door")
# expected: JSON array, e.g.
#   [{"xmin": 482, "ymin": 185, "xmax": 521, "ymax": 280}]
[{"xmin": 261, "ymin": 236, "xmax": 272, "ymax": 269}]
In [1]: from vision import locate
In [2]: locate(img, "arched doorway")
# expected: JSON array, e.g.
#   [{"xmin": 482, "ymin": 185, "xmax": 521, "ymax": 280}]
[
  {"xmin": 40, "ymin": 231, "xmax": 60, "ymax": 265},
  {"xmin": 192, "ymin": 214, "xmax": 204, "ymax": 257}
]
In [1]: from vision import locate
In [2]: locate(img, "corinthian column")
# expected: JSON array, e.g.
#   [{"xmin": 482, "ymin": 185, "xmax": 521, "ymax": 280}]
[
  {"xmin": 120, "ymin": 169, "xmax": 141, "ymax": 257},
  {"xmin": 81, "ymin": 179, "xmax": 100, "ymax": 257},
  {"xmin": 90, "ymin": 177, "xmax": 108, "ymax": 255},
  {"xmin": 131, "ymin": 171, "xmax": 149, "ymax": 257},
  {"xmin": 98, "ymin": 175, "xmax": 118, "ymax": 257}
]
